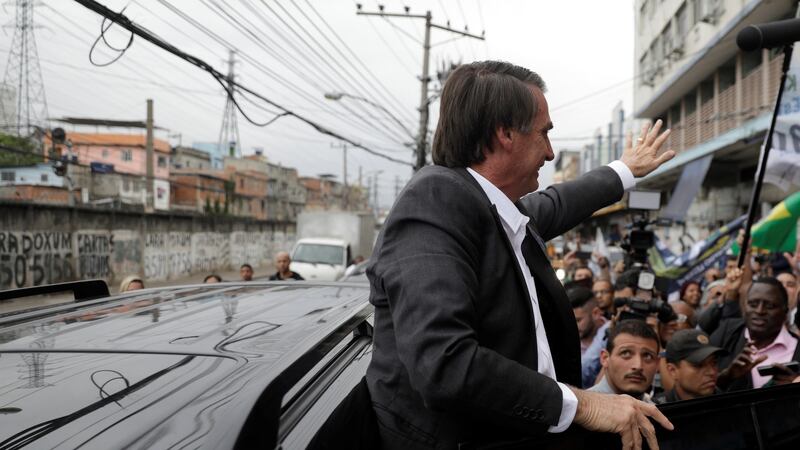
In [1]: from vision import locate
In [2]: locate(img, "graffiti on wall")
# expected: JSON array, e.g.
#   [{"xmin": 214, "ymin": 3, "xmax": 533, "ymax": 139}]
[
  {"xmin": 76, "ymin": 232, "xmax": 114, "ymax": 280},
  {"xmin": 191, "ymin": 232, "xmax": 229, "ymax": 274},
  {"xmin": 143, "ymin": 232, "xmax": 192, "ymax": 281},
  {"xmin": 0, "ymin": 228, "xmax": 294, "ymax": 288},
  {"xmin": 112, "ymin": 229, "xmax": 141, "ymax": 278},
  {"xmin": 0, "ymin": 232, "xmax": 74, "ymax": 289}
]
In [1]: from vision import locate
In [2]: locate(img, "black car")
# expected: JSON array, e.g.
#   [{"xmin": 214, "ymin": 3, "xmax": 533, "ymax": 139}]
[
  {"xmin": 1, "ymin": 280, "xmax": 799, "ymax": 450},
  {"xmin": 0, "ymin": 280, "xmax": 374, "ymax": 449}
]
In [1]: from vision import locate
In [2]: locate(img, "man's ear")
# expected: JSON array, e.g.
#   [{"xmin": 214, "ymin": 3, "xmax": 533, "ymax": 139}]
[
  {"xmin": 665, "ymin": 362, "xmax": 678, "ymax": 378},
  {"xmin": 493, "ymin": 126, "xmax": 514, "ymax": 151},
  {"xmin": 600, "ymin": 349, "xmax": 610, "ymax": 368}
]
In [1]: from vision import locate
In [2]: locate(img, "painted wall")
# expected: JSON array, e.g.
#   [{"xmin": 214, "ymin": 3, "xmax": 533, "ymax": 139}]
[
  {"xmin": 0, "ymin": 164, "xmax": 64, "ymax": 187},
  {"xmin": 0, "ymin": 203, "xmax": 295, "ymax": 290}
]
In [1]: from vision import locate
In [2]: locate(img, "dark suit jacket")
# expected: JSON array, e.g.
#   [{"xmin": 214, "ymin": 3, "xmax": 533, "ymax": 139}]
[
  {"xmin": 711, "ymin": 318, "xmax": 800, "ymax": 392},
  {"xmin": 366, "ymin": 165, "xmax": 624, "ymax": 449}
]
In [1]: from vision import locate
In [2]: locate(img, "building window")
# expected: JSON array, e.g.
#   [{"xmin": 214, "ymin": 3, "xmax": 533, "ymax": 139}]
[
  {"xmin": 121, "ymin": 149, "xmax": 132, "ymax": 161},
  {"xmin": 684, "ymin": 89, "xmax": 697, "ymax": 116},
  {"xmin": 239, "ymin": 179, "xmax": 244, "ymax": 189},
  {"xmin": 102, "ymin": 148, "xmax": 110, "ymax": 158},
  {"xmin": 158, "ymin": 155, "xmax": 167, "ymax": 168},
  {"xmin": 676, "ymin": 2, "xmax": 688, "ymax": 37},
  {"xmin": 1, "ymin": 171, "xmax": 14, "ymax": 182},
  {"xmin": 40, "ymin": 173, "xmax": 48, "ymax": 183}
]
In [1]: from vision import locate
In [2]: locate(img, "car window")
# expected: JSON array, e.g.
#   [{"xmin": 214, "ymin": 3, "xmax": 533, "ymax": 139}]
[
  {"xmin": 293, "ymin": 244, "xmax": 345, "ymax": 266},
  {"xmin": 279, "ymin": 340, "xmax": 372, "ymax": 448}
]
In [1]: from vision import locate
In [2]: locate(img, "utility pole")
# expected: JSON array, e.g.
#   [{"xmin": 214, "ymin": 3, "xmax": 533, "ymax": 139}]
[
  {"xmin": 331, "ymin": 142, "xmax": 348, "ymax": 210},
  {"xmin": 357, "ymin": 5, "xmax": 485, "ymax": 171},
  {"xmin": 373, "ymin": 175, "xmax": 379, "ymax": 216},
  {"xmin": 146, "ymin": 98, "xmax": 154, "ymax": 212},
  {"xmin": 394, "ymin": 175, "xmax": 400, "ymax": 200},
  {"xmin": 218, "ymin": 49, "xmax": 241, "ymax": 158}
]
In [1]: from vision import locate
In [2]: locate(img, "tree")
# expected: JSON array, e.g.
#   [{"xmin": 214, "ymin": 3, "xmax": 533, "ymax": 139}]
[{"xmin": 0, "ymin": 132, "xmax": 40, "ymax": 167}]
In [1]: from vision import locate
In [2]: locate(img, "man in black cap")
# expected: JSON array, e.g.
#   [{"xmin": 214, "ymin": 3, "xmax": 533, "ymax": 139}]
[{"xmin": 654, "ymin": 329, "xmax": 727, "ymax": 404}]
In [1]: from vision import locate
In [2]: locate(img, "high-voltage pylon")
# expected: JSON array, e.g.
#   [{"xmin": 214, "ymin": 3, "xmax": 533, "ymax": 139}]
[
  {"xmin": 217, "ymin": 49, "xmax": 241, "ymax": 158},
  {"xmin": 1, "ymin": 0, "xmax": 49, "ymax": 137}
]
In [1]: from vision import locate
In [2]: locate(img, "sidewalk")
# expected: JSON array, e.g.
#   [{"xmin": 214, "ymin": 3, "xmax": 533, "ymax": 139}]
[{"xmin": 134, "ymin": 263, "xmax": 276, "ymax": 292}]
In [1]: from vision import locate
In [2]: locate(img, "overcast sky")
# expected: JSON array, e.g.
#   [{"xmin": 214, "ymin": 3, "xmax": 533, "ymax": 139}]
[{"xmin": 1, "ymin": 0, "xmax": 635, "ymax": 208}]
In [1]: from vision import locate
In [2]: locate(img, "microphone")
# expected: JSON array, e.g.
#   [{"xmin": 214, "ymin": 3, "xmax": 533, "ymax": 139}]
[{"xmin": 737, "ymin": 18, "xmax": 800, "ymax": 51}]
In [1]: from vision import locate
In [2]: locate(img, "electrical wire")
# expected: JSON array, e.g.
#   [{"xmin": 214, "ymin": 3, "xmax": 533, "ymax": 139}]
[
  {"xmin": 87, "ymin": 2, "xmax": 135, "ymax": 67},
  {"xmin": 258, "ymin": 0, "xmax": 411, "ymax": 143},
  {"xmin": 201, "ymin": 0, "xmax": 409, "ymax": 143},
  {"xmin": 153, "ymin": 0, "xmax": 405, "ymax": 149},
  {"xmin": 70, "ymin": 0, "xmax": 414, "ymax": 167},
  {"xmin": 295, "ymin": 0, "xmax": 418, "ymax": 126}
]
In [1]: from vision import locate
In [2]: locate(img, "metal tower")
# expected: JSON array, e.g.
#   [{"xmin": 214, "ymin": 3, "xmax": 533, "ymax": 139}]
[
  {"xmin": 1, "ymin": 0, "xmax": 49, "ymax": 137},
  {"xmin": 217, "ymin": 49, "xmax": 241, "ymax": 158}
]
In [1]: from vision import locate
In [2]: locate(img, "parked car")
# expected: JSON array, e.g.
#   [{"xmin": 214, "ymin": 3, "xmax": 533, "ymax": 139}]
[{"xmin": 1, "ymin": 280, "xmax": 799, "ymax": 449}]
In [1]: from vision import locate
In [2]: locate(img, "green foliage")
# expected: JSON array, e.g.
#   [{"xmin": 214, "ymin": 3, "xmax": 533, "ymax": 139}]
[{"xmin": 0, "ymin": 133, "xmax": 41, "ymax": 167}]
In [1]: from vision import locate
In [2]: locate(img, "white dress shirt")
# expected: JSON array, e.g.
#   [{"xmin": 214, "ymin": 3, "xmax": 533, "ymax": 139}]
[{"xmin": 467, "ymin": 161, "xmax": 635, "ymax": 432}]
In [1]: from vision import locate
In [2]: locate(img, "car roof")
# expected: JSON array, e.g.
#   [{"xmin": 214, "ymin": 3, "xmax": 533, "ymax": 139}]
[{"xmin": 0, "ymin": 281, "xmax": 371, "ymax": 449}]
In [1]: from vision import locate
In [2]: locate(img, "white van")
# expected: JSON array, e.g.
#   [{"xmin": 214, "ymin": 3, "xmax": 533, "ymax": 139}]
[{"xmin": 290, "ymin": 238, "xmax": 351, "ymax": 281}]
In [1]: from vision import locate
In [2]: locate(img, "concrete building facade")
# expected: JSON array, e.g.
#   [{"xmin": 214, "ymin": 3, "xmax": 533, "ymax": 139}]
[
  {"xmin": 172, "ymin": 146, "xmax": 212, "ymax": 170},
  {"xmin": 633, "ymin": 0, "xmax": 797, "ymax": 249}
]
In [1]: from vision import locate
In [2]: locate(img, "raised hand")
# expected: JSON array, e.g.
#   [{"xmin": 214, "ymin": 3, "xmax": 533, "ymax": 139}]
[
  {"xmin": 724, "ymin": 267, "xmax": 744, "ymax": 302},
  {"xmin": 718, "ymin": 343, "xmax": 767, "ymax": 386},
  {"xmin": 620, "ymin": 120, "xmax": 675, "ymax": 178}
]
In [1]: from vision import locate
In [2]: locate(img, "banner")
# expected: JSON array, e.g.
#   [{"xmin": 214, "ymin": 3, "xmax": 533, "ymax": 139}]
[
  {"xmin": 764, "ymin": 46, "xmax": 800, "ymax": 191},
  {"xmin": 649, "ymin": 215, "xmax": 746, "ymax": 293}
]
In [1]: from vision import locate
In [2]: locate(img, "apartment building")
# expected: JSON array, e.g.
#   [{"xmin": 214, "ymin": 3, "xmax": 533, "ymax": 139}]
[{"xmin": 634, "ymin": 0, "xmax": 796, "ymax": 244}]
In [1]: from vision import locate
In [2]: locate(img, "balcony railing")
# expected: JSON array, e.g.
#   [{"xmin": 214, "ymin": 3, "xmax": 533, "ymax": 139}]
[{"xmin": 664, "ymin": 52, "xmax": 782, "ymax": 154}]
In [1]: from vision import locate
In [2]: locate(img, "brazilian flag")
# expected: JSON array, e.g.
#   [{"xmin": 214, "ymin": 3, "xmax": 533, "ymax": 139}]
[{"xmin": 744, "ymin": 190, "xmax": 800, "ymax": 253}]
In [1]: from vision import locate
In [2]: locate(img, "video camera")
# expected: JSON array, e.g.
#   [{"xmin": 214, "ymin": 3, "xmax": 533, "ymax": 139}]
[{"xmin": 614, "ymin": 191, "xmax": 677, "ymax": 323}]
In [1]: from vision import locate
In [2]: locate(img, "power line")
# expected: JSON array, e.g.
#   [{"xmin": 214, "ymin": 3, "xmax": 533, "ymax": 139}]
[
  {"xmin": 260, "ymin": 0, "xmax": 411, "ymax": 144},
  {"xmin": 297, "ymin": 0, "xmax": 418, "ymax": 125},
  {"xmin": 214, "ymin": 0, "xmax": 412, "ymax": 144},
  {"xmin": 154, "ymin": 0, "xmax": 405, "ymax": 149},
  {"xmin": 70, "ymin": 0, "xmax": 413, "ymax": 167}
]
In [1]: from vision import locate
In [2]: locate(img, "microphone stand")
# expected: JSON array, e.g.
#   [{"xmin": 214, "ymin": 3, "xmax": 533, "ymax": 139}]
[{"xmin": 738, "ymin": 44, "xmax": 794, "ymax": 267}]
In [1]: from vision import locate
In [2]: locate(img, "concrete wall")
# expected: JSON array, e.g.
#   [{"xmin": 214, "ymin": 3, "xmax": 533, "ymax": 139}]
[{"xmin": 0, "ymin": 202, "xmax": 295, "ymax": 290}]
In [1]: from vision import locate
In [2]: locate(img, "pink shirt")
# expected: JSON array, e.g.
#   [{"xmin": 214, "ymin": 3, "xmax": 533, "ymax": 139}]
[{"xmin": 745, "ymin": 326, "xmax": 799, "ymax": 388}]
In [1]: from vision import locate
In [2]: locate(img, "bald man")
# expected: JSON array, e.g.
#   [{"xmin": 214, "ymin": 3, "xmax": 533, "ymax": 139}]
[{"xmin": 269, "ymin": 251, "xmax": 305, "ymax": 281}]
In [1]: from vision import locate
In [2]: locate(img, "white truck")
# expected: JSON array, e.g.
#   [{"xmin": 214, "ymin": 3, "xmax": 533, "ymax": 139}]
[{"xmin": 291, "ymin": 212, "xmax": 376, "ymax": 281}]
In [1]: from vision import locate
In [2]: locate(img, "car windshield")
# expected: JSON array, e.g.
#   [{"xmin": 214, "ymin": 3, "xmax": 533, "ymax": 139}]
[{"xmin": 293, "ymin": 244, "xmax": 345, "ymax": 266}]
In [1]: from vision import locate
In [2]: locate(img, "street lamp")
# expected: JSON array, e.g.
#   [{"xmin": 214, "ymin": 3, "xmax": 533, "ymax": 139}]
[{"xmin": 323, "ymin": 91, "xmax": 415, "ymax": 141}]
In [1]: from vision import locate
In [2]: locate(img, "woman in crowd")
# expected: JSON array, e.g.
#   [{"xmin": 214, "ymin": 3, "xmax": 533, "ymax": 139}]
[{"xmin": 679, "ymin": 280, "xmax": 702, "ymax": 309}]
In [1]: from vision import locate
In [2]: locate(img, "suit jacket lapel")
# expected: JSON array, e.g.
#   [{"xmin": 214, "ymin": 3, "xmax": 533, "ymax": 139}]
[
  {"xmin": 520, "ymin": 224, "xmax": 582, "ymax": 386},
  {"xmin": 488, "ymin": 205, "xmax": 537, "ymax": 329}
]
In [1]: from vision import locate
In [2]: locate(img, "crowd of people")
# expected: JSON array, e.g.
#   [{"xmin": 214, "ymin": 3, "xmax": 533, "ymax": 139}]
[{"xmin": 561, "ymin": 234, "xmax": 800, "ymax": 405}]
